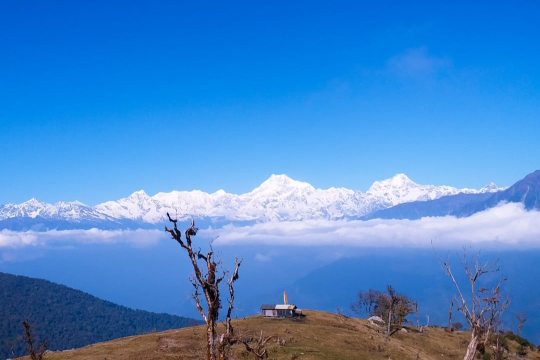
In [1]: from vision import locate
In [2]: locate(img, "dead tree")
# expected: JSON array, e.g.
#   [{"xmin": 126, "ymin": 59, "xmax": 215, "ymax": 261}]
[
  {"xmin": 442, "ymin": 255, "xmax": 508, "ymax": 360},
  {"xmin": 165, "ymin": 214, "xmax": 237, "ymax": 359},
  {"xmin": 386, "ymin": 286, "xmax": 397, "ymax": 336},
  {"xmin": 165, "ymin": 214, "xmax": 271, "ymax": 360},
  {"xmin": 447, "ymin": 296, "xmax": 456, "ymax": 331},
  {"xmin": 351, "ymin": 286, "xmax": 414, "ymax": 336},
  {"xmin": 413, "ymin": 302, "xmax": 420, "ymax": 331},
  {"xmin": 516, "ymin": 312, "xmax": 527, "ymax": 337},
  {"xmin": 22, "ymin": 321, "xmax": 47, "ymax": 360},
  {"xmin": 239, "ymin": 331, "xmax": 274, "ymax": 359},
  {"xmin": 447, "ymin": 297, "xmax": 453, "ymax": 331}
]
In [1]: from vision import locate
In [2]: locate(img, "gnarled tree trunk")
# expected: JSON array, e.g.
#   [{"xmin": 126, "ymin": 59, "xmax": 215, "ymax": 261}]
[
  {"xmin": 165, "ymin": 215, "xmax": 240, "ymax": 360},
  {"xmin": 463, "ymin": 329, "xmax": 479, "ymax": 360},
  {"xmin": 442, "ymin": 255, "xmax": 508, "ymax": 360},
  {"xmin": 166, "ymin": 215, "xmax": 270, "ymax": 360}
]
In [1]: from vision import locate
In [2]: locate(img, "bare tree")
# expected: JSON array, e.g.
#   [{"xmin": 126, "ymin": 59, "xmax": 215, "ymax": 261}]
[
  {"xmin": 351, "ymin": 286, "xmax": 415, "ymax": 336},
  {"xmin": 351, "ymin": 289, "xmax": 379, "ymax": 316},
  {"xmin": 165, "ymin": 214, "xmax": 271, "ymax": 360},
  {"xmin": 385, "ymin": 286, "xmax": 398, "ymax": 336},
  {"xmin": 516, "ymin": 312, "xmax": 527, "ymax": 337},
  {"xmin": 447, "ymin": 296, "xmax": 455, "ymax": 331},
  {"xmin": 22, "ymin": 321, "xmax": 47, "ymax": 360},
  {"xmin": 238, "ymin": 331, "xmax": 274, "ymax": 359},
  {"xmin": 413, "ymin": 301, "xmax": 420, "ymax": 330},
  {"xmin": 442, "ymin": 255, "xmax": 508, "ymax": 360}
]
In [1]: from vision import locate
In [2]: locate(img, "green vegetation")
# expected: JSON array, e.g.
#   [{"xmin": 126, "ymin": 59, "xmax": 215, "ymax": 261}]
[{"xmin": 0, "ymin": 272, "xmax": 199, "ymax": 359}]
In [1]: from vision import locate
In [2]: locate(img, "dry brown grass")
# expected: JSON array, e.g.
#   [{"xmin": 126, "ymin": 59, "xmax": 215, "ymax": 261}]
[{"xmin": 29, "ymin": 311, "xmax": 540, "ymax": 360}]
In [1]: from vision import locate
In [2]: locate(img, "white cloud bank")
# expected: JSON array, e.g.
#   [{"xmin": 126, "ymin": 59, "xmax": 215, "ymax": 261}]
[
  {"xmin": 206, "ymin": 203, "xmax": 540, "ymax": 248},
  {"xmin": 0, "ymin": 228, "xmax": 163, "ymax": 249},
  {"xmin": 1, "ymin": 203, "xmax": 539, "ymax": 250}
]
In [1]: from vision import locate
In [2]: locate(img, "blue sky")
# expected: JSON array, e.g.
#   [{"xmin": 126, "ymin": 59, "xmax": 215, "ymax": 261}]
[{"xmin": 1, "ymin": 1, "xmax": 539, "ymax": 204}]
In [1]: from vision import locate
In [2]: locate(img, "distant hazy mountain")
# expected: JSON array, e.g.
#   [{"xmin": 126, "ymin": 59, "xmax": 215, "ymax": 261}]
[
  {"xmin": 0, "ymin": 173, "xmax": 502, "ymax": 230},
  {"xmin": 0, "ymin": 272, "xmax": 199, "ymax": 359},
  {"xmin": 462, "ymin": 169, "xmax": 540, "ymax": 214},
  {"xmin": 365, "ymin": 170, "xmax": 540, "ymax": 220}
]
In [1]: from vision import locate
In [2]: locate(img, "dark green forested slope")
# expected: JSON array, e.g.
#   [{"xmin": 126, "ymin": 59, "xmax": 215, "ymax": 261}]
[{"xmin": 0, "ymin": 272, "xmax": 199, "ymax": 359}]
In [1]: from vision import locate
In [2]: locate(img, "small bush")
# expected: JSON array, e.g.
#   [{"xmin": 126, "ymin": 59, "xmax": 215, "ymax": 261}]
[
  {"xmin": 517, "ymin": 344, "xmax": 528, "ymax": 356},
  {"xmin": 503, "ymin": 331, "xmax": 534, "ymax": 349}
]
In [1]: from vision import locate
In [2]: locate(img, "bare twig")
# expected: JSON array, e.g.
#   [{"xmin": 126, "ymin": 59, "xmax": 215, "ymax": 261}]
[{"xmin": 22, "ymin": 321, "xmax": 47, "ymax": 360}]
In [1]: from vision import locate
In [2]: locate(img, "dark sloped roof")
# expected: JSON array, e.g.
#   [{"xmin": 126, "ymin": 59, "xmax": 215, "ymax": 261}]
[{"xmin": 260, "ymin": 304, "xmax": 277, "ymax": 310}]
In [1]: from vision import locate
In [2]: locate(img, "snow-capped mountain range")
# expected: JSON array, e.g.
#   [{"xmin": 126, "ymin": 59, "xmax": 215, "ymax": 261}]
[{"xmin": 0, "ymin": 174, "xmax": 503, "ymax": 228}]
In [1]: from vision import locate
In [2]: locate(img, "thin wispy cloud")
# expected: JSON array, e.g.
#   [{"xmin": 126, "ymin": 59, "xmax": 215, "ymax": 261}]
[
  {"xmin": 387, "ymin": 47, "xmax": 452, "ymax": 77},
  {"xmin": 253, "ymin": 251, "xmax": 279, "ymax": 262}
]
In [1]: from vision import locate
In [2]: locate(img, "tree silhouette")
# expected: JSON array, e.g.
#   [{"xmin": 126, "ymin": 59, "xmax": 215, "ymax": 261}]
[{"xmin": 165, "ymin": 214, "xmax": 271, "ymax": 360}]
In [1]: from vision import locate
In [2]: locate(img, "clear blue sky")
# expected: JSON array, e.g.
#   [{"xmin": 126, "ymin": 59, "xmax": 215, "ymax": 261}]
[{"xmin": 1, "ymin": 1, "xmax": 539, "ymax": 204}]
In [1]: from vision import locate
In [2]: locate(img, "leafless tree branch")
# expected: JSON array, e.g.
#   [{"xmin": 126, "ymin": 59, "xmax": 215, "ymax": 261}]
[
  {"xmin": 166, "ymin": 214, "xmax": 266, "ymax": 360},
  {"xmin": 442, "ymin": 253, "xmax": 508, "ymax": 360},
  {"xmin": 22, "ymin": 321, "xmax": 47, "ymax": 360}
]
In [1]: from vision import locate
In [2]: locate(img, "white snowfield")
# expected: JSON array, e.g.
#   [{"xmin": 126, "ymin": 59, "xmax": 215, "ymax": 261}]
[{"xmin": 0, "ymin": 174, "xmax": 503, "ymax": 223}]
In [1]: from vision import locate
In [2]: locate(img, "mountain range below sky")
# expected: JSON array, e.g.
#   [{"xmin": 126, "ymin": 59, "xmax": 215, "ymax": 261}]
[{"xmin": 0, "ymin": 172, "xmax": 519, "ymax": 231}]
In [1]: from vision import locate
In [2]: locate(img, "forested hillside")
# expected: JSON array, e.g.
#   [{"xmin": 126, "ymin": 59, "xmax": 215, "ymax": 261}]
[{"xmin": 0, "ymin": 272, "xmax": 199, "ymax": 359}]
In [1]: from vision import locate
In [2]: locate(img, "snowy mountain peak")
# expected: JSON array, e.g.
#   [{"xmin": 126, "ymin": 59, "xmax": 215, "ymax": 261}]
[
  {"xmin": 250, "ymin": 174, "xmax": 314, "ymax": 194},
  {"xmin": 478, "ymin": 182, "xmax": 504, "ymax": 193},
  {"xmin": 264, "ymin": 174, "xmax": 301, "ymax": 185},
  {"xmin": 128, "ymin": 190, "xmax": 150, "ymax": 198},
  {"xmin": 365, "ymin": 173, "xmax": 494, "ymax": 207},
  {"xmin": 367, "ymin": 173, "xmax": 416, "ymax": 193},
  {"xmin": 22, "ymin": 198, "xmax": 45, "ymax": 207},
  {"xmin": 389, "ymin": 173, "xmax": 415, "ymax": 185}
]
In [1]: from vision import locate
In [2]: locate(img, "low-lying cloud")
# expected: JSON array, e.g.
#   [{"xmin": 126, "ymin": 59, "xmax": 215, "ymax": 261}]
[
  {"xmin": 207, "ymin": 203, "xmax": 540, "ymax": 248},
  {"xmin": 0, "ymin": 228, "xmax": 163, "ymax": 249},
  {"xmin": 1, "ymin": 203, "xmax": 539, "ymax": 251}
]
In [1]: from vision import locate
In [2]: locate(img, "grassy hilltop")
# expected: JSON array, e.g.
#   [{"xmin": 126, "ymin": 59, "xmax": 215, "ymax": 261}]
[{"xmin": 34, "ymin": 311, "xmax": 539, "ymax": 360}]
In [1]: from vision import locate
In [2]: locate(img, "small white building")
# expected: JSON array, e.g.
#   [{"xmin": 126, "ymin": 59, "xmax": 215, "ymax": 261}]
[{"xmin": 261, "ymin": 291, "xmax": 302, "ymax": 318}]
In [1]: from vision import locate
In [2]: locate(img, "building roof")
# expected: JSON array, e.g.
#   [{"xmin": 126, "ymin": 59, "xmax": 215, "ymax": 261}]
[{"xmin": 260, "ymin": 304, "xmax": 297, "ymax": 310}]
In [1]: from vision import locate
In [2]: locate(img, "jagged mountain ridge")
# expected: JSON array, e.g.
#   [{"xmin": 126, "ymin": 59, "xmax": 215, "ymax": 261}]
[
  {"xmin": 0, "ymin": 174, "xmax": 501, "ymax": 228},
  {"xmin": 0, "ymin": 198, "xmax": 110, "ymax": 221},
  {"xmin": 365, "ymin": 170, "xmax": 540, "ymax": 220}
]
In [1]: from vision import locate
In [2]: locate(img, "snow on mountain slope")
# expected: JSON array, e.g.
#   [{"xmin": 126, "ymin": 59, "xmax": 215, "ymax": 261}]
[
  {"xmin": 1, "ymin": 174, "xmax": 504, "ymax": 225},
  {"xmin": 93, "ymin": 174, "xmax": 502, "ymax": 223},
  {"xmin": 234, "ymin": 175, "xmax": 363, "ymax": 221},
  {"xmin": 95, "ymin": 190, "xmax": 163, "ymax": 223},
  {"xmin": 0, "ymin": 198, "xmax": 111, "ymax": 221},
  {"xmin": 366, "ymin": 173, "xmax": 489, "ymax": 207}
]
